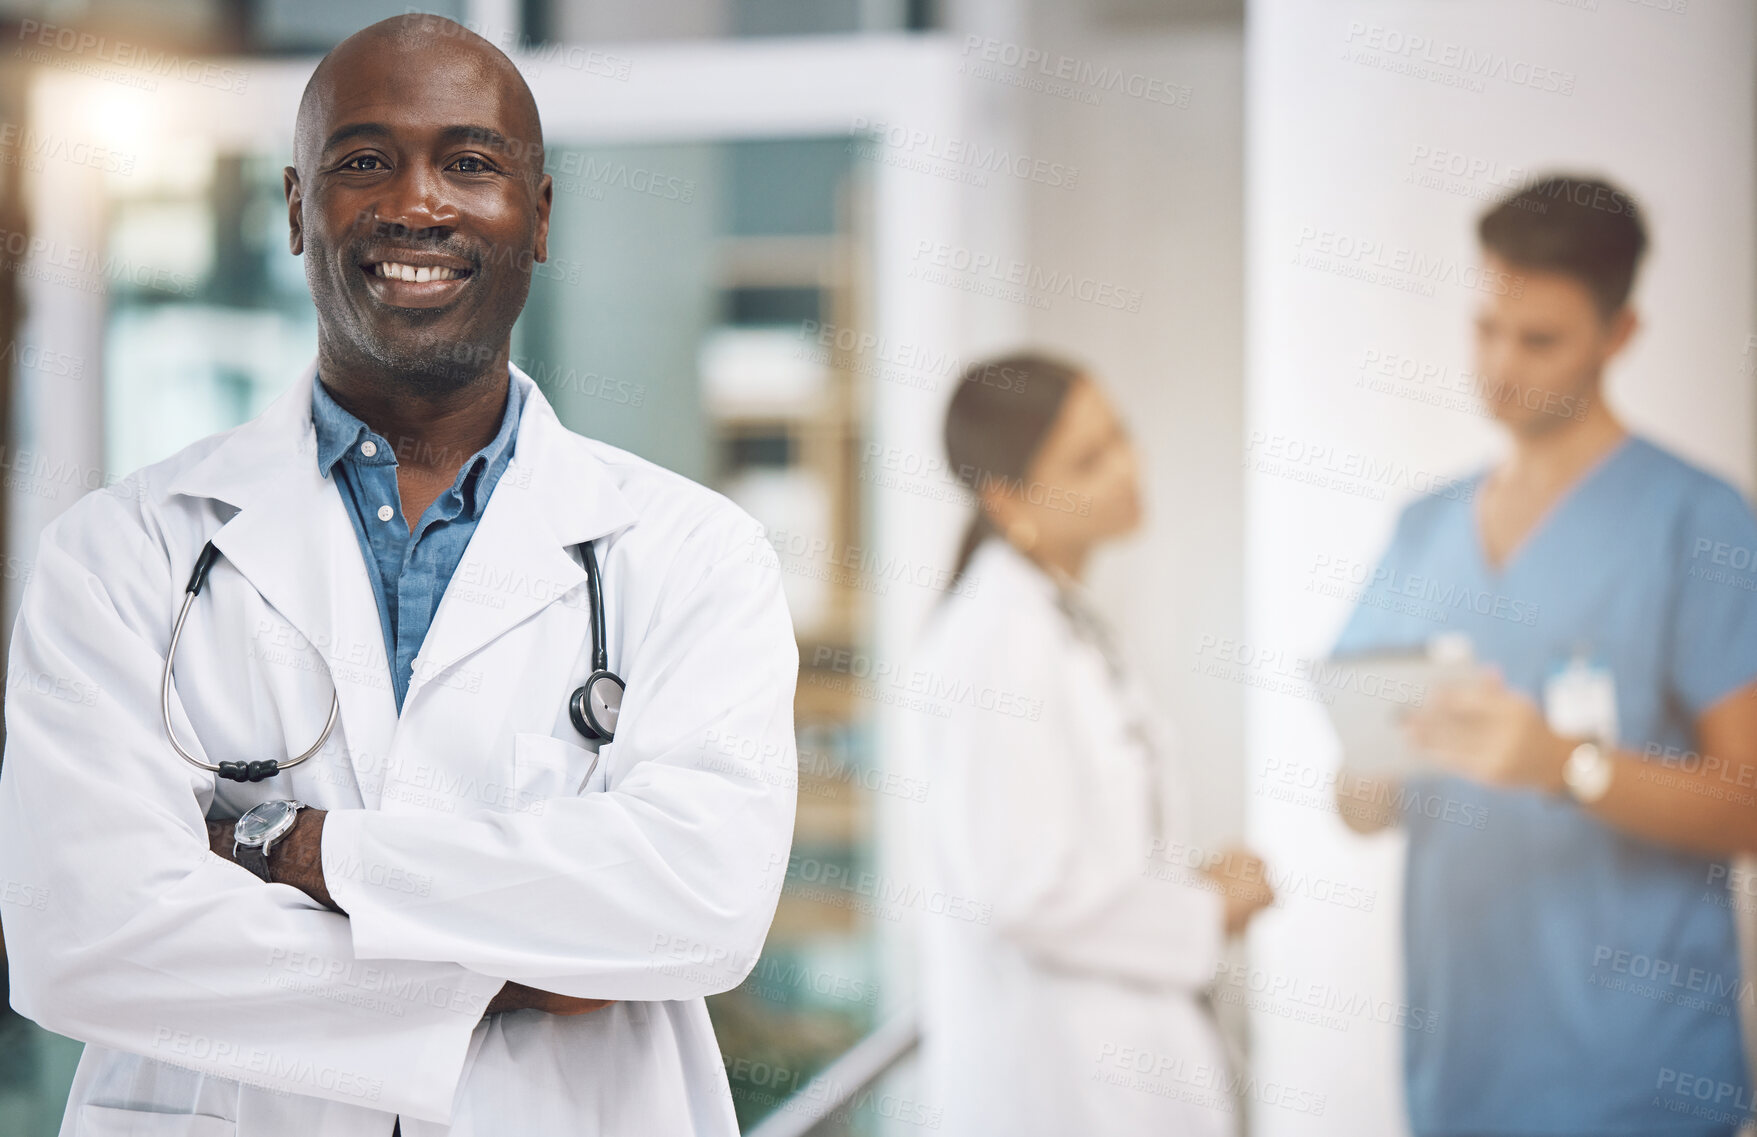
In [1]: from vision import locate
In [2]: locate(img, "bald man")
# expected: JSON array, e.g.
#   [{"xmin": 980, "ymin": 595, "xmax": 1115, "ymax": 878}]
[{"xmin": 0, "ymin": 15, "xmax": 799, "ymax": 1137}]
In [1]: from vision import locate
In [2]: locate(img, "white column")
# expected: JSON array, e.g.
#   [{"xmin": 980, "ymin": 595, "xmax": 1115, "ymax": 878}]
[{"xmin": 1244, "ymin": 1, "xmax": 1755, "ymax": 1133}]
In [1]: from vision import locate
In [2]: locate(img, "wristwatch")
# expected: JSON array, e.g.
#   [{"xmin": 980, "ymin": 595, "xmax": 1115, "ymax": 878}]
[
  {"xmin": 233, "ymin": 799, "xmax": 307, "ymax": 883},
  {"xmin": 1561, "ymin": 741, "xmax": 1615, "ymax": 804}
]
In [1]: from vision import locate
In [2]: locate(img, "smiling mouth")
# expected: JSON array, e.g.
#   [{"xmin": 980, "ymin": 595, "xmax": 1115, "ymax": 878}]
[
  {"xmin": 370, "ymin": 260, "xmax": 470, "ymax": 283},
  {"xmin": 359, "ymin": 258, "xmax": 475, "ymax": 309}
]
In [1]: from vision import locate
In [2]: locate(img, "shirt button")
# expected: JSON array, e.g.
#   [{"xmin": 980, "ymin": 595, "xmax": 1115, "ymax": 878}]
[
  {"xmin": 360, "ymin": 440, "xmax": 378, "ymax": 458},
  {"xmin": 377, "ymin": 504, "xmax": 395, "ymax": 522}
]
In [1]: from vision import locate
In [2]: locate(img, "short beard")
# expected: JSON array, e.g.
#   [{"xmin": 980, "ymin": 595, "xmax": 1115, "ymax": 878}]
[
  {"xmin": 317, "ymin": 317, "xmax": 507, "ymax": 402},
  {"xmin": 305, "ymin": 238, "xmax": 517, "ymax": 400}
]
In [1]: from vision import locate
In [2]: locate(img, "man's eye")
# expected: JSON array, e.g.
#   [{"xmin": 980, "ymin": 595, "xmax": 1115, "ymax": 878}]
[
  {"xmin": 343, "ymin": 155, "xmax": 385, "ymax": 171},
  {"xmin": 453, "ymin": 155, "xmax": 493, "ymax": 173}
]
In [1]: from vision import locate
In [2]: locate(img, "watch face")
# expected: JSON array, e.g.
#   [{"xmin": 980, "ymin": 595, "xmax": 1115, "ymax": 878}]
[{"xmin": 235, "ymin": 799, "xmax": 300, "ymax": 845}]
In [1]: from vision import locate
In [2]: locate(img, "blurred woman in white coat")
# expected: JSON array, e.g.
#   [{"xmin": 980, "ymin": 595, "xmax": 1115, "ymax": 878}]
[{"xmin": 903, "ymin": 353, "xmax": 1274, "ymax": 1137}]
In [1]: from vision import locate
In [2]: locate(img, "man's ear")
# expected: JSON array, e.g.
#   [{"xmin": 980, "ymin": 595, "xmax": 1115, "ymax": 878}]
[
  {"xmin": 533, "ymin": 172, "xmax": 553, "ymax": 265},
  {"xmin": 1603, "ymin": 304, "xmax": 1639, "ymax": 361},
  {"xmin": 283, "ymin": 166, "xmax": 303, "ymax": 256}
]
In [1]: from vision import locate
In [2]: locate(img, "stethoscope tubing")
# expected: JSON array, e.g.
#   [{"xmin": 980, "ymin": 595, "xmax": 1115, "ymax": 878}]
[
  {"xmin": 163, "ymin": 538, "xmax": 614, "ymax": 780},
  {"xmin": 160, "ymin": 541, "xmax": 339, "ymax": 776}
]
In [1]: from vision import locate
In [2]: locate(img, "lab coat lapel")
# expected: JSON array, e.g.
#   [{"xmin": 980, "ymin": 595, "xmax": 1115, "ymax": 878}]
[
  {"xmin": 166, "ymin": 364, "xmax": 398, "ymax": 805},
  {"xmin": 408, "ymin": 365, "xmax": 639, "ymax": 692}
]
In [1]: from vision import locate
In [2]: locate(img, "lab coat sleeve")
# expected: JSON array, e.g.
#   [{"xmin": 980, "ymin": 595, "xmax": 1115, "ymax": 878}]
[
  {"xmin": 319, "ymin": 513, "xmax": 799, "ymax": 1000},
  {"xmin": 927, "ymin": 611, "xmax": 1226, "ymax": 990},
  {"xmin": 0, "ymin": 486, "xmax": 504, "ymax": 1125}
]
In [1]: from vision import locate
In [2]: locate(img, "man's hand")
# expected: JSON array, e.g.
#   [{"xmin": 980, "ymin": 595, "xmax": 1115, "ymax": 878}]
[
  {"xmin": 1197, "ymin": 845, "xmax": 1276, "ymax": 936},
  {"xmin": 484, "ymin": 982, "xmax": 615, "ymax": 1017},
  {"xmin": 1404, "ymin": 673, "xmax": 1571, "ymax": 792},
  {"xmin": 206, "ymin": 809, "xmax": 341, "ymax": 912}
]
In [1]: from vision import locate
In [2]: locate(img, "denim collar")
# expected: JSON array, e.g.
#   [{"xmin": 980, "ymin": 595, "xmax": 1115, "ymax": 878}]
[{"xmin": 310, "ymin": 371, "xmax": 524, "ymax": 521}]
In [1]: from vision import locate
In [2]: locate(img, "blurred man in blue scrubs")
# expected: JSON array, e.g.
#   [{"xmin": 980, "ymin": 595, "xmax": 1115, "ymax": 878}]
[{"xmin": 1333, "ymin": 174, "xmax": 1757, "ymax": 1137}]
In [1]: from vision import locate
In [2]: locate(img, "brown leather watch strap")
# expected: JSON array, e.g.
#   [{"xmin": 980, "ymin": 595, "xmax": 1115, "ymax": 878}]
[{"xmin": 235, "ymin": 841, "xmax": 273, "ymax": 883}]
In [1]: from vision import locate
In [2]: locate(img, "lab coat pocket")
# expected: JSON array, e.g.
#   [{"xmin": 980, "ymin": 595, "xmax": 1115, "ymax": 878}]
[
  {"xmin": 512, "ymin": 732, "xmax": 608, "ymax": 813},
  {"xmin": 78, "ymin": 1104, "xmax": 236, "ymax": 1137}
]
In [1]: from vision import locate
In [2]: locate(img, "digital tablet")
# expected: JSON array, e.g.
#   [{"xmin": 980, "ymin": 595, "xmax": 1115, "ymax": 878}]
[{"xmin": 1320, "ymin": 649, "xmax": 1485, "ymax": 778}]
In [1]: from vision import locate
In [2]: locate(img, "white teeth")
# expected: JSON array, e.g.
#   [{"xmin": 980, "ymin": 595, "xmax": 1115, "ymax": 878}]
[{"xmin": 373, "ymin": 262, "xmax": 463, "ymax": 282}]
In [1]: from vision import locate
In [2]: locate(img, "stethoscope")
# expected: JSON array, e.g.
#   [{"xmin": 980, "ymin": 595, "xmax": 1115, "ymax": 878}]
[{"xmin": 162, "ymin": 538, "xmax": 624, "ymax": 783}]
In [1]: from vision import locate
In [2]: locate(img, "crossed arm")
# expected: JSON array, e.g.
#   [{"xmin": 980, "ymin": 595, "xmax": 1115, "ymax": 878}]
[
  {"xmin": 204, "ymin": 811, "xmax": 610, "ymax": 1018},
  {"xmin": 0, "ymin": 497, "xmax": 797, "ymax": 1122}
]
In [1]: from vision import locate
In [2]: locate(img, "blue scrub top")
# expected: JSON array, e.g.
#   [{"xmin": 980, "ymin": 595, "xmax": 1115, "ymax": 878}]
[{"xmin": 1332, "ymin": 434, "xmax": 1757, "ymax": 1137}]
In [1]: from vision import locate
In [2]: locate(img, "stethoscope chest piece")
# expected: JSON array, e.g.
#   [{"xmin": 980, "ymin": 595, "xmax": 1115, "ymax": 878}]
[
  {"xmin": 566, "ymin": 540, "xmax": 621, "ymax": 742},
  {"xmin": 568, "ymin": 671, "xmax": 623, "ymax": 741}
]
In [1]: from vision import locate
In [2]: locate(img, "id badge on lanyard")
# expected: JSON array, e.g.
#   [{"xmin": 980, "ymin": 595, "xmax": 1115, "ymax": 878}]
[{"xmin": 1543, "ymin": 648, "xmax": 1619, "ymax": 747}]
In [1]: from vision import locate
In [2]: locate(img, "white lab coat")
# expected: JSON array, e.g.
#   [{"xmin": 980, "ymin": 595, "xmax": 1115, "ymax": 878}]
[
  {"xmin": 901, "ymin": 535, "xmax": 1234, "ymax": 1137},
  {"xmin": 0, "ymin": 362, "xmax": 800, "ymax": 1137}
]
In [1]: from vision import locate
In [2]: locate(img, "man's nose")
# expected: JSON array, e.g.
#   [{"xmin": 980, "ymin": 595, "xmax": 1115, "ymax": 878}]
[{"xmin": 369, "ymin": 163, "xmax": 459, "ymax": 237}]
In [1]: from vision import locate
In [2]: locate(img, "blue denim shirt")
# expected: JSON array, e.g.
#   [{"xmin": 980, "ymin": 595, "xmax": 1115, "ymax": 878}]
[{"xmin": 310, "ymin": 372, "xmax": 524, "ymax": 711}]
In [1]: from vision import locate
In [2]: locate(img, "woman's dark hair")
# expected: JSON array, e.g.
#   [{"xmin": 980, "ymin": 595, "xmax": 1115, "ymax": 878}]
[{"xmin": 941, "ymin": 351, "xmax": 1084, "ymax": 596}]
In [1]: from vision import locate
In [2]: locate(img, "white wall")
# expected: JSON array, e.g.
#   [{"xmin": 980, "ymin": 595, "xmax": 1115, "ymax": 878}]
[
  {"xmin": 1020, "ymin": 18, "xmax": 1248, "ymax": 860},
  {"xmin": 1245, "ymin": 1, "xmax": 1756, "ymax": 1133}
]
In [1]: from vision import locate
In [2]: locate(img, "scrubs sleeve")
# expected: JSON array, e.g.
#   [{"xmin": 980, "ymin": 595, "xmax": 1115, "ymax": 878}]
[
  {"xmin": 1667, "ymin": 479, "xmax": 1757, "ymax": 716},
  {"xmin": 1327, "ymin": 496, "xmax": 1451, "ymax": 811},
  {"xmin": 0, "ymin": 485, "xmax": 501, "ymax": 1126},
  {"xmin": 321, "ymin": 512, "xmax": 799, "ymax": 1001},
  {"xmin": 923, "ymin": 603, "xmax": 1226, "ymax": 990},
  {"xmin": 1327, "ymin": 495, "xmax": 1437, "ymax": 660}
]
